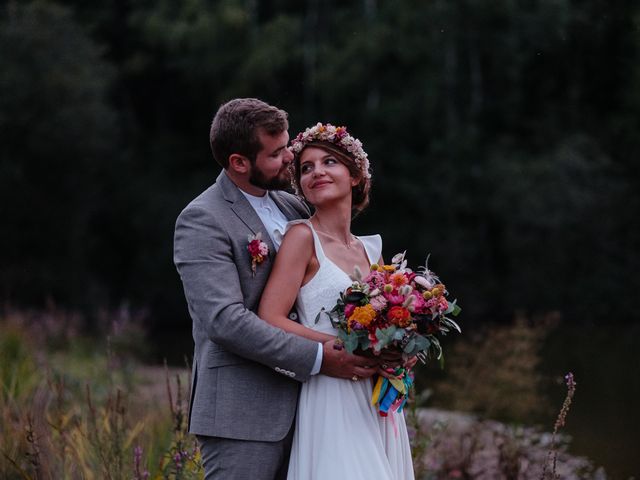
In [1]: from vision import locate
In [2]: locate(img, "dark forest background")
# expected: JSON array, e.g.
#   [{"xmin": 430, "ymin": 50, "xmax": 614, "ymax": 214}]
[{"xmin": 1, "ymin": 0, "xmax": 639, "ymax": 355}]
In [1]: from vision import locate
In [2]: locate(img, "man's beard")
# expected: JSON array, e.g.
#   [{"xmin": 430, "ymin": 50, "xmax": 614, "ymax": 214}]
[{"xmin": 248, "ymin": 164, "xmax": 291, "ymax": 191}]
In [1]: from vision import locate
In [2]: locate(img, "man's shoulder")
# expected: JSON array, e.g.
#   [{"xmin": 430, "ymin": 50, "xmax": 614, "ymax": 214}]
[{"xmin": 177, "ymin": 182, "xmax": 226, "ymax": 223}]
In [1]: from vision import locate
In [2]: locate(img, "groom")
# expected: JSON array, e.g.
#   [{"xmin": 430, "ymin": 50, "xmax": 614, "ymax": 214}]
[{"xmin": 174, "ymin": 98, "xmax": 376, "ymax": 479}]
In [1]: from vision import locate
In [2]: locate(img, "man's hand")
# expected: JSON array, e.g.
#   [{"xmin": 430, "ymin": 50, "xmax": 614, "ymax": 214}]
[{"xmin": 320, "ymin": 339, "xmax": 378, "ymax": 379}]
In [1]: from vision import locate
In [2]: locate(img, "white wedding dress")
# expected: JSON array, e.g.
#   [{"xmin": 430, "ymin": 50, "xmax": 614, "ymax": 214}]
[{"xmin": 286, "ymin": 220, "xmax": 415, "ymax": 480}]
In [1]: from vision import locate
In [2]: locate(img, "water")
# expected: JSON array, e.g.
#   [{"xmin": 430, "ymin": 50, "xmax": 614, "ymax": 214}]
[{"xmin": 540, "ymin": 322, "xmax": 640, "ymax": 479}]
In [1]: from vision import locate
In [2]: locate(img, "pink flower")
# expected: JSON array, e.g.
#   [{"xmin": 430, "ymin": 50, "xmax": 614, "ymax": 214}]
[
  {"xmin": 344, "ymin": 303, "xmax": 356, "ymax": 318},
  {"xmin": 384, "ymin": 291, "xmax": 405, "ymax": 306},
  {"xmin": 369, "ymin": 294, "xmax": 388, "ymax": 312},
  {"xmin": 248, "ymin": 240, "xmax": 262, "ymax": 256},
  {"xmin": 410, "ymin": 292, "xmax": 427, "ymax": 313},
  {"xmin": 437, "ymin": 297, "xmax": 449, "ymax": 312},
  {"xmin": 258, "ymin": 243, "xmax": 269, "ymax": 256},
  {"xmin": 363, "ymin": 270, "xmax": 386, "ymax": 289}
]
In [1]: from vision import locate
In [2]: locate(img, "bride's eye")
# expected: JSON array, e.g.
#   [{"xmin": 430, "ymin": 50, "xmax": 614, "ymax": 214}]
[
  {"xmin": 324, "ymin": 157, "xmax": 337, "ymax": 165},
  {"xmin": 300, "ymin": 163, "xmax": 312, "ymax": 174}
]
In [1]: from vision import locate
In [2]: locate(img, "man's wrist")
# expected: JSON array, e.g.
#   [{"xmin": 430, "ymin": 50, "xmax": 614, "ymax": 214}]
[{"xmin": 310, "ymin": 342, "xmax": 323, "ymax": 375}]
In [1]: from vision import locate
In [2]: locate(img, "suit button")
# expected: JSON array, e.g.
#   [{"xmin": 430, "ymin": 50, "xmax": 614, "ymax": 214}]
[{"xmin": 288, "ymin": 312, "xmax": 298, "ymax": 321}]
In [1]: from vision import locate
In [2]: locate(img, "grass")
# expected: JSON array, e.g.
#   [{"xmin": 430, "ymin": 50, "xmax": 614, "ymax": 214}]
[
  {"xmin": 0, "ymin": 308, "xmax": 202, "ymax": 479},
  {"xmin": 1, "ymin": 308, "xmax": 594, "ymax": 479}
]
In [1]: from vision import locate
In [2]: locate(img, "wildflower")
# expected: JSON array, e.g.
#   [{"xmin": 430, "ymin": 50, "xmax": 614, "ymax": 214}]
[
  {"xmin": 387, "ymin": 306, "xmax": 411, "ymax": 327},
  {"xmin": 349, "ymin": 304, "xmax": 377, "ymax": 329},
  {"xmin": 390, "ymin": 272, "xmax": 409, "ymax": 288},
  {"xmin": 369, "ymin": 294, "xmax": 388, "ymax": 312},
  {"xmin": 344, "ymin": 303, "xmax": 356, "ymax": 319},
  {"xmin": 413, "ymin": 275, "xmax": 435, "ymax": 289}
]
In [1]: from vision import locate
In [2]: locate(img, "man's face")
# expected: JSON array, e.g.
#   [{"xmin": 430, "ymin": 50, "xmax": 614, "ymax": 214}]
[{"xmin": 248, "ymin": 129, "xmax": 294, "ymax": 191}]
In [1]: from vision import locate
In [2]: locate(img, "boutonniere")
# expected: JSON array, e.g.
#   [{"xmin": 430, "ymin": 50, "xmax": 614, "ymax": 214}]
[{"xmin": 247, "ymin": 232, "xmax": 269, "ymax": 276}]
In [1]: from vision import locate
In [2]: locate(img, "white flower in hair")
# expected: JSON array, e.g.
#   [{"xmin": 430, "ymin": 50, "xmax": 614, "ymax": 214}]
[{"xmin": 290, "ymin": 123, "xmax": 371, "ymax": 180}]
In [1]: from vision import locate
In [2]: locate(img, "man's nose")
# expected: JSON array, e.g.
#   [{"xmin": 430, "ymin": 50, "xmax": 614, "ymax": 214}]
[{"xmin": 284, "ymin": 147, "xmax": 294, "ymax": 163}]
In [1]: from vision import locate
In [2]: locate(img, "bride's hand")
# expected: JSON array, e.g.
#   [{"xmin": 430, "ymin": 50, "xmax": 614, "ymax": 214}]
[
  {"xmin": 376, "ymin": 354, "xmax": 418, "ymax": 379},
  {"xmin": 403, "ymin": 355, "xmax": 418, "ymax": 370}
]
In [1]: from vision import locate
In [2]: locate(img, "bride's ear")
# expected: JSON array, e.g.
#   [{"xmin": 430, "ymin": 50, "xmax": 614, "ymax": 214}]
[{"xmin": 229, "ymin": 154, "xmax": 250, "ymax": 174}]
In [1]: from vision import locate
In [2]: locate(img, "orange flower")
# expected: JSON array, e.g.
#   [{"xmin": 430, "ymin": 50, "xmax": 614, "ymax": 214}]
[
  {"xmin": 387, "ymin": 306, "xmax": 412, "ymax": 328},
  {"xmin": 390, "ymin": 272, "xmax": 408, "ymax": 288},
  {"xmin": 348, "ymin": 304, "xmax": 377, "ymax": 330}
]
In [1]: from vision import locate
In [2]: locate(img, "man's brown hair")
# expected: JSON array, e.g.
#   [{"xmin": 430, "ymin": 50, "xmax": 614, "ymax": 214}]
[{"xmin": 210, "ymin": 98, "xmax": 289, "ymax": 168}]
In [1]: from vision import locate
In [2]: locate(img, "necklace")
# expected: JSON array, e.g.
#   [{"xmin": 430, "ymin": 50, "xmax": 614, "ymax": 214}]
[
  {"xmin": 312, "ymin": 219, "xmax": 356, "ymax": 249},
  {"xmin": 315, "ymin": 229, "xmax": 356, "ymax": 249}
]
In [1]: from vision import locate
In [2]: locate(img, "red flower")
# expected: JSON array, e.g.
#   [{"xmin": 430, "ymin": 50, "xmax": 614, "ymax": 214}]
[{"xmin": 387, "ymin": 306, "xmax": 411, "ymax": 328}]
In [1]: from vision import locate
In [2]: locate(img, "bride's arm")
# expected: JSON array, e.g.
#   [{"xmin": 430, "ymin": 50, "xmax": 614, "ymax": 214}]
[{"xmin": 258, "ymin": 224, "xmax": 335, "ymax": 343}]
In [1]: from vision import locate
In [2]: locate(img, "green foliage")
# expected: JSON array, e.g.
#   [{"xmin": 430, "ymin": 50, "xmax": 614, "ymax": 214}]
[
  {"xmin": 428, "ymin": 316, "xmax": 554, "ymax": 423},
  {"xmin": 0, "ymin": 312, "xmax": 201, "ymax": 479}
]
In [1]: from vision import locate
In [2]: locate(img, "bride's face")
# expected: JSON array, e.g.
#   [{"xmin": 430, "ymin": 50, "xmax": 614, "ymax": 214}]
[{"xmin": 299, "ymin": 146, "xmax": 358, "ymax": 207}]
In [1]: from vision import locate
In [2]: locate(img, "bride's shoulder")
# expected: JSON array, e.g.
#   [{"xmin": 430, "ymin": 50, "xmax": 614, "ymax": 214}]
[{"xmin": 281, "ymin": 220, "xmax": 314, "ymax": 247}]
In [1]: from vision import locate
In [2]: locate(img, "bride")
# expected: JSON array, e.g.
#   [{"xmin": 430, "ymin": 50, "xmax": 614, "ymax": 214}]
[{"xmin": 258, "ymin": 123, "xmax": 415, "ymax": 479}]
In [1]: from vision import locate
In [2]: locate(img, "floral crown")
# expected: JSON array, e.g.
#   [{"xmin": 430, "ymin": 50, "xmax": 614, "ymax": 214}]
[{"xmin": 290, "ymin": 123, "xmax": 371, "ymax": 180}]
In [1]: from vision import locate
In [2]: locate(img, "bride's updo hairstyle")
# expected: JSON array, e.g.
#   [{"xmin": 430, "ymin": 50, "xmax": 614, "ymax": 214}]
[{"xmin": 290, "ymin": 123, "xmax": 372, "ymax": 216}]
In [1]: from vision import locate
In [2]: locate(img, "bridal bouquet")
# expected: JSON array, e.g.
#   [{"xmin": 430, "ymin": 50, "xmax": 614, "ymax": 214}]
[{"xmin": 321, "ymin": 252, "xmax": 462, "ymax": 416}]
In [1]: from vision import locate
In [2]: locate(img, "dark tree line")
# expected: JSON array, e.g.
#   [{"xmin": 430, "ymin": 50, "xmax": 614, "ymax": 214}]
[{"xmin": 1, "ymin": 0, "xmax": 638, "ymax": 345}]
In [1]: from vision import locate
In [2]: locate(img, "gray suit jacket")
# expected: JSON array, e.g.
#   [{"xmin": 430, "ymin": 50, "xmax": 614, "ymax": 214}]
[{"xmin": 174, "ymin": 171, "xmax": 318, "ymax": 441}]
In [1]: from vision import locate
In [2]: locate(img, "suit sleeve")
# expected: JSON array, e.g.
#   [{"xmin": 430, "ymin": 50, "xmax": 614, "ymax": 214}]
[{"xmin": 174, "ymin": 204, "xmax": 318, "ymax": 381}]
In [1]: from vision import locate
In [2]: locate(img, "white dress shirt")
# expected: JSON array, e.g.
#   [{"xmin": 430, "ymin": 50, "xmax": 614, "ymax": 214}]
[{"xmin": 240, "ymin": 189, "xmax": 323, "ymax": 375}]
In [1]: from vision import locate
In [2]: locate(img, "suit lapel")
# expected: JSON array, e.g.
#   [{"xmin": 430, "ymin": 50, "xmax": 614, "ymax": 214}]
[
  {"xmin": 217, "ymin": 171, "xmax": 276, "ymax": 258},
  {"xmin": 269, "ymin": 191, "xmax": 301, "ymax": 221}
]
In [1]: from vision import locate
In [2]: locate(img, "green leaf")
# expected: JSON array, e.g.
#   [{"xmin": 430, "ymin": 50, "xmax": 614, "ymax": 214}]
[
  {"xmin": 313, "ymin": 307, "xmax": 325, "ymax": 325},
  {"xmin": 403, "ymin": 337, "xmax": 416, "ymax": 354},
  {"xmin": 344, "ymin": 331, "xmax": 359, "ymax": 353},
  {"xmin": 375, "ymin": 326, "xmax": 397, "ymax": 349}
]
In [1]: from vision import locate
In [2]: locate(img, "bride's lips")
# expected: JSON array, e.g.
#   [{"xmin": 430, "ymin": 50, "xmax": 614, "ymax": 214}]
[{"xmin": 310, "ymin": 180, "xmax": 332, "ymax": 189}]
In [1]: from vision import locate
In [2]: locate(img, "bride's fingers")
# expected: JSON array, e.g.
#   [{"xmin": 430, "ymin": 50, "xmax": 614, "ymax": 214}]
[
  {"xmin": 403, "ymin": 356, "xmax": 418, "ymax": 370},
  {"xmin": 376, "ymin": 367, "xmax": 400, "ymax": 380}
]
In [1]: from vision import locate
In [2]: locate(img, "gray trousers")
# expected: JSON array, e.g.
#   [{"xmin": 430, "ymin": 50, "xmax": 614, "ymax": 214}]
[{"xmin": 197, "ymin": 423, "xmax": 295, "ymax": 480}]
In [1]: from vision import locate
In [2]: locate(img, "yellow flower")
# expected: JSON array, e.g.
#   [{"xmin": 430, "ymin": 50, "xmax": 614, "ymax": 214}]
[
  {"xmin": 382, "ymin": 265, "xmax": 396, "ymax": 272},
  {"xmin": 348, "ymin": 304, "xmax": 377, "ymax": 329}
]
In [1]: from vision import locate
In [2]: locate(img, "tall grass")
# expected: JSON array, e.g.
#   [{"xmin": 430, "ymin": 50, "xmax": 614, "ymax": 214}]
[{"xmin": 0, "ymin": 308, "xmax": 202, "ymax": 479}]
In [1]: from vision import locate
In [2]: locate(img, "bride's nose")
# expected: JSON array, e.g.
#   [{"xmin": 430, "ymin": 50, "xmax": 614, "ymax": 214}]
[{"xmin": 312, "ymin": 163, "xmax": 326, "ymax": 177}]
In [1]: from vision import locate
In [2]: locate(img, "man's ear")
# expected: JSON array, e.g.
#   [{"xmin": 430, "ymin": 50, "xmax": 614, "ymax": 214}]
[{"xmin": 228, "ymin": 154, "xmax": 250, "ymax": 174}]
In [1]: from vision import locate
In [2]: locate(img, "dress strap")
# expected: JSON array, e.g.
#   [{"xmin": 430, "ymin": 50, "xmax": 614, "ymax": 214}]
[
  {"xmin": 358, "ymin": 234, "xmax": 383, "ymax": 265},
  {"xmin": 284, "ymin": 219, "xmax": 327, "ymax": 262}
]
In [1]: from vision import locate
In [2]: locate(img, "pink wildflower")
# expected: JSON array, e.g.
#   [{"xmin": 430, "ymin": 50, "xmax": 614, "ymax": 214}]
[
  {"xmin": 364, "ymin": 270, "xmax": 387, "ymax": 289},
  {"xmin": 369, "ymin": 294, "xmax": 388, "ymax": 312},
  {"xmin": 410, "ymin": 292, "xmax": 427, "ymax": 313},
  {"xmin": 384, "ymin": 291, "xmax": 405, "ymax": 305},
  {"xmin": 344, "ymin": 303, "xmax": 356, "ymax": 318}
]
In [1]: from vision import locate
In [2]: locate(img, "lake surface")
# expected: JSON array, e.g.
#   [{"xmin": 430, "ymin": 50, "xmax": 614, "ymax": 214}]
[{"xmin": 540, "ymin": 322, "xmax": 640, "ymax": 480}]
